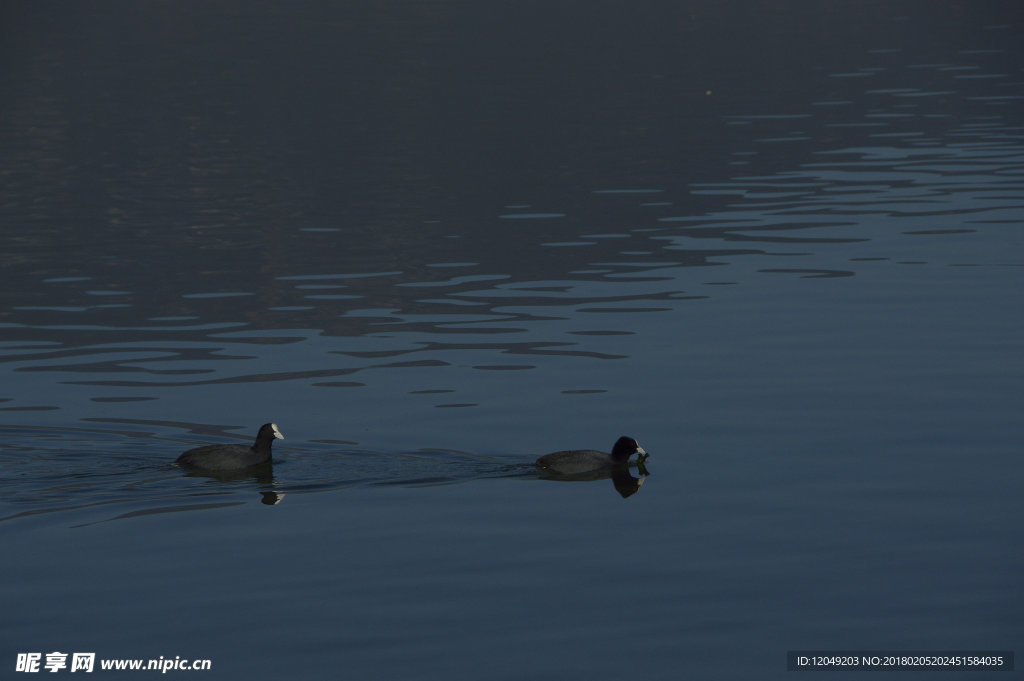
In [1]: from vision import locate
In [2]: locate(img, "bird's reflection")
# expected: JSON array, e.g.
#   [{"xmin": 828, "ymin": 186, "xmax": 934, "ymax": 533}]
[
  {"xmin": 181, "ymin": 462, "xmax": 285, "ymax": 505},
  {"xmin": 537, "ymin": 462, "xmax": 649, "ymax": 498}
]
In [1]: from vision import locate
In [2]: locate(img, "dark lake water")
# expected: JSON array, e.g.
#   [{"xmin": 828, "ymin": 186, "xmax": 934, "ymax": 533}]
[{"xmin": 2, "ymin": 2, "xmax": 1022, "ymax": 679}]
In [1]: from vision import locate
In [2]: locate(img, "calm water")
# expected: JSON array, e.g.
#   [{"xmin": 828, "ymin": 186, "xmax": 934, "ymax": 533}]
[{"xmin": 2, "ymin": 2, "xmax": 1022, "ymax": 679}]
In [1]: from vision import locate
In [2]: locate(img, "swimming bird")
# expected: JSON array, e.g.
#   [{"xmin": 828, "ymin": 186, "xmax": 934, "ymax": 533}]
[
  {"xmin": 535, "ymin": 436, "xmax": 647, "ymax": 475},
  {"xmin": 175, "ymin": 423, "xmax": 283, "ymax": 471}
]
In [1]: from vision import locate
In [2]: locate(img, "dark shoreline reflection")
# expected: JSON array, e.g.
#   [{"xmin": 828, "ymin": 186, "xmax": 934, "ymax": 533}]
[
  {"xmin": 3, "ymin": 0, "xmax": 1018, "ymax": 365},
  {"xmin": 1, "ymin": 30, "xmax": 1020, "ymax": 403}
]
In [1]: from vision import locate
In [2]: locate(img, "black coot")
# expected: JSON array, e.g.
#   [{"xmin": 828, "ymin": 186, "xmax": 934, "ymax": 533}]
[
  {"xmin": 536, "ymin": 436, "xmax": 647, "ymax": 475},
  {"xmin": 176, "ymin": 423, "xmax": 283, "ymax": 471}
]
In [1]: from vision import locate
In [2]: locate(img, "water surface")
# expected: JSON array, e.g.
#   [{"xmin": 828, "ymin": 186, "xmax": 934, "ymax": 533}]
[{"xmin": 1, "ymin": 2, "xmax": 1022, "ymax": 679}]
